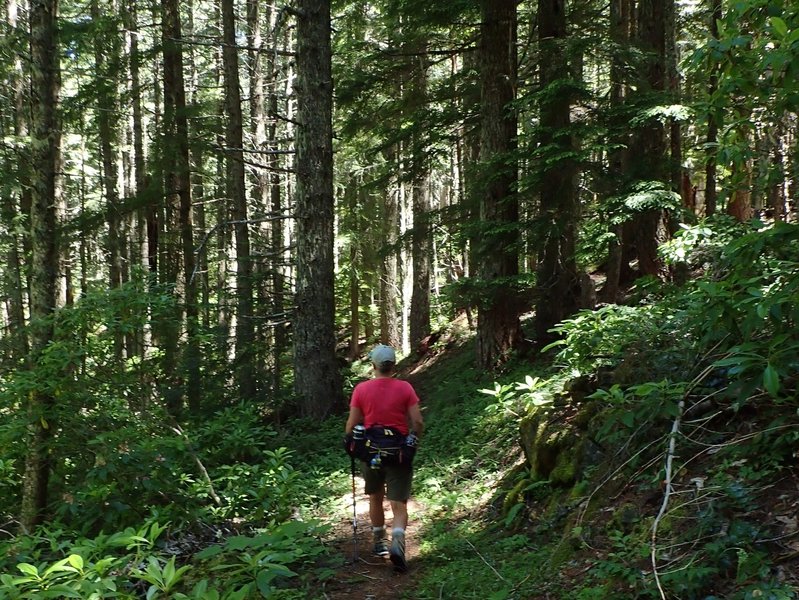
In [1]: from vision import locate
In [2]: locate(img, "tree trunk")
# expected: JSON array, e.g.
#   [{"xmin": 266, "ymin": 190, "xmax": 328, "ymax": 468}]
[
  {"xmin": 92, "ymin": 0, "xmax": 124, "ymax": 360},
  {"xmin": 380, "ymin": 148, "xmax": 401, "ymax": 349},
  {"xmin": 268, "ymin": 64, "xmax": 286, "ymax": 394},
  {"xmin": 409, "ymin": 44, "xmax": 431, "ymax": 352},
  {"xmin": 293, "ymin": 0, "xmax": 343, "ymax": 418},
  {"xmin": 601, "ymin": 0, "xmax": 627, "ymax": 304},
  {"xmin": 222, "ymin": 0, "xmax": 256, "ymax": 400},
  {"xmin": 629, "ymin": 0, "xmax": 668, "ymax": 278},
  {"xmin": 476, "ymin": 0, "xmax": 521, "ymax": 368},
  {"xmin": 4, "ymin": 0, "xmax": 30, "ymax": 361},
  {"xmin": 534, "ymin": 0, "xmax": 581, "ymax": 345},
  {"xmin": 704, "ymin": 0, "xmax": 721, "ymax": 217},
  {"xmin": 348, "ymin": 183, "xmax": 360, "ymax": 360},
  {"xmin": 21, "ymin": 0, "xmax": 61, "ymax": 532},
  {"xmin": 727, "ymin": 157, "xmax": 753, "ymax": 222},
  {"xmin": 161, "ymin": 0, "xmax": 197, "ymax": 413},
  {"xmin": 247, "ymin": 0, "xmax": 270, "ymax": 395}
]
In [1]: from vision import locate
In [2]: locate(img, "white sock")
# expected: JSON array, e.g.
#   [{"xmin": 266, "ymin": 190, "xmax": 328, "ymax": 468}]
[{"xmin": 392, "ymin": 527, "xmax": 405, "ymax": 538}]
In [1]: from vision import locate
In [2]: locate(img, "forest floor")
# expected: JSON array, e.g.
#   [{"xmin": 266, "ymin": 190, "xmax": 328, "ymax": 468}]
[{"xmin": 322, "ymin": 493, "xmax": 425, "ymax": 599}]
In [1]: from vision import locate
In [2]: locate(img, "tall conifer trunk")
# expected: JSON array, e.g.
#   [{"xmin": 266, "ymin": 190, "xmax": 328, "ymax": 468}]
[
  {"xmin": 630, "ymin": 0, "xmax": 668, "ymax": 277},
  {"xmin": 4, "ymin": 0, "xmax": 30, "ymax": 361},
  {"xmin": 161, "ymin": 0, "xmax": 197, "ymax": 412},
  {"xmin": 534, "ymin": 0, "xmax": 581, "ymax": 344},
  {"xmin": 600, "ymin": 0, "xmax": 629, "ymax": 303},
  {"xmin": 704, "ymin": 0, "xmax": 721, "ymax": 216},
  {"xmin": 21, "ymin": 0, "xmax": 60, "ymax": 531},
  {"xmin": 409, "ymin": 42, "xmax": 431, "ymax": 351},
  {"xmin": 293, "ymin": 0, "xmax": 343, "ymax": 417},
  {"xmin": 92, "ymin": 0, "xmax": 124, "ymax": 360},
  {"xmin": 222, "ymin": 0, "xmax": 256, "ymax": 400},
  {"xmin": 476, "ymin": 0, "xmax": 521, "ymax": 368},
  {"xmin": 380, "ymin": 160, "xmax": 401, "ymax": 349}
]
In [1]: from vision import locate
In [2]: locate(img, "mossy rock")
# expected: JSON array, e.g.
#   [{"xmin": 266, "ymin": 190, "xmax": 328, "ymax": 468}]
[{"xmin": 519, "ymin": 404, "xmax": 606, "ymax": 486}]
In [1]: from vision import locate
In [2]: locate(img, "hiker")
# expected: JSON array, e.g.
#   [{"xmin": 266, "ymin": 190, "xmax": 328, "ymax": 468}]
[{"xmin": 345, "ymin": 344, "xmax": 424, "ymax": 572}]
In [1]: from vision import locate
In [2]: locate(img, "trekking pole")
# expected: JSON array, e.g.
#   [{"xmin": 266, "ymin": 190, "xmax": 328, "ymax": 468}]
[{"xmin": 350, "ymin": 455, "xmax": 359, "ymax": 563}]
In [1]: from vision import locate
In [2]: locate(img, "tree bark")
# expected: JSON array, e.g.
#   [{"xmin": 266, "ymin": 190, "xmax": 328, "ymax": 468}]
[
  {"xmin": 348, "ymin": 183, "xmax": 360, "ymax": 360},
  {"xmin": 601, "ymin": 0, "xmax": 627, "ymax": 305},
  {"xmin": 409, "ymin": 43, "xmax": 431, "ymax": 352},
  {"xmin": 293, "ymin": 0, "xmax": 343, "ymax": 418},
  {"xmin": 534, "ymin": 0, "xmax": 581, "ymax": 345},
  {"xmin": 380, "ymin": 148, "xmax": 401, "ymax": 349},
  {"xmin": 629, "ymin": 0, "xmax": 668, "ymax": 278},
  {"xmin": 92, "ymin": 0, "xmax": 124, "ymax": 360},
  {"xmin": 161, "ymin": 0, "xmax": 197, "ymax": 413},
  {"xmin": 3, "ymin": 0, "xmax": 30, "ymax": 361},
  {"xmin": 268, "ymin": 49, "xmax": 287, "ymax": 394},
  {"xmin": 704, "ymin": 0, "xmax": 721, "ymax": 217},
  {"xmin": 222, "ymin": 0, "xmax": 256, "ymax": 401},
  {"xmin": 476, "ymin": 0, "xmax": 521, "ymax": 368},
  {"xmin": 21, "ymin": 0, "xmax": 61, "ymax": 532}
]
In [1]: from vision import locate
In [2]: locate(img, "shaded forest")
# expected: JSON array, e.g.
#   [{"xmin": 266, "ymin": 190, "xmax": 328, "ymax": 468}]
[{"xmin": 0, "ymin": 0, "xmax": 798, "ymax": 597}]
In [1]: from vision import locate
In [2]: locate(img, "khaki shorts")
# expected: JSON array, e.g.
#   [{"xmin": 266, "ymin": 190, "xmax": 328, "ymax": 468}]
[{"xmin": 361, "ymin": 462, "xmax": 413, "ymax": 502}]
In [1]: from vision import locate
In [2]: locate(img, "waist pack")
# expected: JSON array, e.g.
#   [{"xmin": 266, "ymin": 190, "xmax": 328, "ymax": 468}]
[{"xmin": 344, "ymin": 425, "xmax": 416, "ymax": 467}]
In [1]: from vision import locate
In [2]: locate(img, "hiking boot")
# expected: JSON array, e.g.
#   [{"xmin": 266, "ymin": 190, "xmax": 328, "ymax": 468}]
[
  {"xmin": 389, "ymin": 533, "xmax": 407, "ymax": 572},
  {"xmin": 372, "ymin": 536, "xmax": 389, "ymax": 557}
]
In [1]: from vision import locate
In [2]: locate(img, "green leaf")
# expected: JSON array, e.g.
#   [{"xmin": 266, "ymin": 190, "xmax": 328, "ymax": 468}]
[
  {"xmin": 39, "ymin": 586, "xmax": 84, "ymax": 598},
  {"xmin": 262, "ymin": 563, "xmax": 297, "ymax": 578},
  {"xmin": 763, "ymin": 364, "xmax": 780, "ymax": 396},
  {"xmin": 771, "ymin": 17, "xmax": 788, "ymax": 38},
  {"xmin": 227, "ymin": 535, "xmax": 265, "ymax": 551},
  {"xmin": 504, "ymin": 503, "xmax": 525, "ymax": 527},
  {"xmin": 256, "ymin": 570, "xmax": 273, "ymax": 597},
  {"xmin": 194, "ymin": 545, "xmax": 224, "ymax": 560},
  {"xmin": 163, "ymin": 557, "xmax": 176, "ymax": 585},
  {"xmin": 17, "ymin": 563, "xmax": 39, "ymax": 577},
  {"xmin": 67, "ymin": 554, "xmax": 84, "ymax": 571},
  {"xmin": 621, "ymin": 412, "xmax": 635, "ymax": 428}
]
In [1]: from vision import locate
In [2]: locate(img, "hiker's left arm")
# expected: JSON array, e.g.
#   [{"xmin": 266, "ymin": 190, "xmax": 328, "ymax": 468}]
[
  {"xmin": 408, "ymin": 403, "xmax": 424, "ymax": 438},
  {"xmin": 345, "ymin": 406, "xmax": 363, "ymax": 434}
]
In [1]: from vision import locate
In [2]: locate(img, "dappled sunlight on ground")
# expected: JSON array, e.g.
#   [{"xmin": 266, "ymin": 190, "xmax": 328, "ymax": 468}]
[{"xmin": 324, "ymin": 474, "xmax": 424, "ymax": 599}]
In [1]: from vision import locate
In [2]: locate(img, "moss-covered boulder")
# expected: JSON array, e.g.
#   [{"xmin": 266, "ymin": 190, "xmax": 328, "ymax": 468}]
[{"xmin": 519, "ymin": 402, "xmax": 605, "ymax": 486}]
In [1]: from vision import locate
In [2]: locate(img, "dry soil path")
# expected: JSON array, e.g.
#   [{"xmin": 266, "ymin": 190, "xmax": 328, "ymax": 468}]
[{"xmin": 321, "ymin": 484, "xmax": 425, "ymax": 600}]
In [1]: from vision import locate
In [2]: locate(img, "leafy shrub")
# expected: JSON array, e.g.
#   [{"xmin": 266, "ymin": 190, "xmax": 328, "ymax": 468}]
[
  {"xmin": 195, "ymin": 403, "xmax": 277, "ymax": 467},
  {"xmin": 545, "ymin": 304, "xmax": 666, "ymax": 373},
  {"xmin": 0, "ymin": 519, "xmax": 332, "ymax": 600}
]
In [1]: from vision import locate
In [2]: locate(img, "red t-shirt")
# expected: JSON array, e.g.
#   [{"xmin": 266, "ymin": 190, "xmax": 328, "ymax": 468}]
[{"xmin": 350, "ymin": 377, "xmax": 420, "ymax": 435}]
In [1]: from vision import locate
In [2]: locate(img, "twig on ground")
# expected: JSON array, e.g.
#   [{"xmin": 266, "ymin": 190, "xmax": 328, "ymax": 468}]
[
  {"xmin": 462, "ymin": 537, "xmax": 507, "ymax": 583},
  {"xmin": 651, "ymin": 360, "xmax": 722, "ymax": 600},
  {"xmin": 169, "ymin": 423, "xmax": 222, "ymax": 506},
  {"xmin": 651, "ymin": 396, "xmax": 685, "ymax": 600},
  {"xmin": 355, "ymin": 571, "xmax": 379, "ymax": 580}
]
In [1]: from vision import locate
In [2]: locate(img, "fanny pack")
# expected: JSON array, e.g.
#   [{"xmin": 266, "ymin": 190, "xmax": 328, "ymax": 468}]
[{"xmin": 344, "ymin": 425, "xmax": 416, "ymax": 466}]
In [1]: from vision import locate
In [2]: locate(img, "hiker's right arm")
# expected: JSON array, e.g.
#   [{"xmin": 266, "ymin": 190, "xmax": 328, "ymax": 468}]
[{"xmin": 345, "ymin": 406, "xmax": 363, "ymax": 434}]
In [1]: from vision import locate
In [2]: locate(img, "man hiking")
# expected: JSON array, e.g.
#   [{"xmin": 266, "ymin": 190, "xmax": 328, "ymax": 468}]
[{"xmin": 345, "ymin": 344, "xmax": 425, "ymax": 572}]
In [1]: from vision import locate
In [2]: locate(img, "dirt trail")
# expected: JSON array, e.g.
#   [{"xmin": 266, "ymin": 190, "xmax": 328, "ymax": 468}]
[{"xmin": 322, "ymin": 487, "xmax": 424, "ymax": 600}]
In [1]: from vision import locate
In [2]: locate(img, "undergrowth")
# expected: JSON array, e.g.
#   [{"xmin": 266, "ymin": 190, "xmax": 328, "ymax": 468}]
[
  {"xmin": 397, "ymin": 219, "xmax": 799, "ymax": 599},
  {"xmin": 2, "ymin": 219, "xmax": 797, "ymax": 599}
]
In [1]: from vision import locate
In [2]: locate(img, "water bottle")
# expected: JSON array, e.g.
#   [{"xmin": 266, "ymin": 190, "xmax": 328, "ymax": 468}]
[
  {"xmin": 353, "ymin": 424, "xmax": 366, "ymax": 440},
  {"xmin": 405, "ymin": 432, "xmax": 418, "ymax": 448}
]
